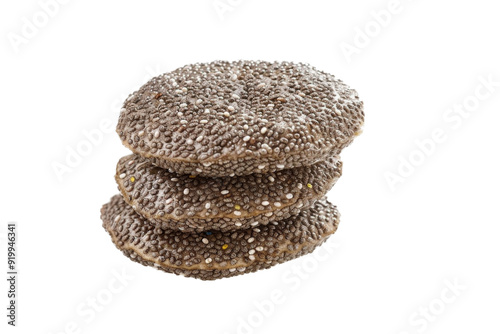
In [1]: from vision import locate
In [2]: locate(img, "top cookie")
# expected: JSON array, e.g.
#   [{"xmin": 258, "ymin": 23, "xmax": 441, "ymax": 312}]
[{"xmin": 117, "ymin": 60, "xmax": 364, "ymax": 177}]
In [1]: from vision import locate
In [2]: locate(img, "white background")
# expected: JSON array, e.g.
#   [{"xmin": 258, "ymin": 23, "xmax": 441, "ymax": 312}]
[{"xmin": 1, "ymin": 0, "xmax": 499, "ymax": 333}]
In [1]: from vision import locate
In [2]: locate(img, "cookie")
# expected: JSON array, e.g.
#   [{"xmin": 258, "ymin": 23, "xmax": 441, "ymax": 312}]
[
  {"xmin": 115, "ymin": 154, "xmax": 342, "ymax": 232},
  {"xmin": 101, "ymin": 194, "xmax": 340, "ymax": 280},
  {"xmin": 117, "ymin": 60, "xmax": 364, "ymax": 177}
]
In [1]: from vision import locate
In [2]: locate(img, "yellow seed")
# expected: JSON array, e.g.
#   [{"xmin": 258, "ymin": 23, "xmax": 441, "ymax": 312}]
[
  {"xmin": 189, "ymin": 175, "xmax": 196, "ymax": 178},
  {"xmin": 307, "ymin": 183, "xmax": 312, "ymax": 188},
  {"xmin": 222, "ymin": 244, "xmax": 229, "ymax": 250},
  {"xmin": 130, "ymin": 177, "xmax": 136, "ymax": 182},
  {"xmin": 234, "ymin": 204, "xmax": 241, "ymax": 210}
]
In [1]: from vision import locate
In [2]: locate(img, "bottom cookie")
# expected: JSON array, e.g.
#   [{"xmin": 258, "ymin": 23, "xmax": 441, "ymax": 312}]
[{"xmin": 101, "ymin": 194, "xmax": 340, "ymax": 280}]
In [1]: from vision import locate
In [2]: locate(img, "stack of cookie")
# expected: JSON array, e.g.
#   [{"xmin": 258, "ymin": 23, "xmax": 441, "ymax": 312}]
[{"xmin": 100, "ymin": 60, "xmax": 364, "ymax": 280}]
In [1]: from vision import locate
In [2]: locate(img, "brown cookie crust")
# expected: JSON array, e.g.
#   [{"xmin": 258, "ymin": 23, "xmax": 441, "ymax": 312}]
[
  {"xmin": 117, "ymin": 60, "xmax": 363, "ymax": 177},
  {"xmin": 101, "ymin": 194, "xmax": 340, "ymax": 280},
  {"xmin": 115, "ymin": 154, "xmax": 342, "ymax": 232}
]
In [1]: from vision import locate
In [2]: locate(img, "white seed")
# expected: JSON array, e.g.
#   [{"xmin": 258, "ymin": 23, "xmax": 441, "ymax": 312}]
[
  {"xmin": 180, "ymin": 103, "xmax": 187, "ymax": 108},
  {"xmin": 268, "ymin": 176, "xmax": 274, "ymax": 182},
  {"xmin": 286, "ymin": 193, "xmax": 293, "ymax": 199},
  {"xmin": 205, "ymin": 202, "xmax": 211, "ymax": 209},
  {"xmin": 200, "ymin": 119, "xmax": 208, "ymax": 124},
  {"xmin": 297, "ymin": 183, "xmax": 303, "ymax": 189},
  {"xmin": 171, "ymin": 178, "xmax": 179, "ymax": 182},
  {"xmin": 274, "ymin": 202, "xmax": 282, "ymax": 207},
  {"xmin": 265, "ymin": 212, "xmax": 273, "ymax": 217},
  {"xmin": 114, "ymin": 215, "xmax": 121, "ymax": 222},
  {"xmin": 229, "ymin": 268, "xmax": 236, "ymax": 272},
  {"xmin": 249, "ymin": 249, "xmax": 255, "ymax": 255},
  {"xmin": 205, "ymin": 258, "xmax": 212, "ymax": 263},
  {"xmin": 204, "ymin": 109, "xmax": 210, "ymax": 113},
  {"xmin": 183, "ymin": 188, "xmax": 189, "ymax": 195},
  {"xmin": 165, "ymin": 198, "xmax": 173, "ymax": 205},
  {"xmin": 249, "ymin": 255, "xmax": 255, "ymax": 260},
  {"xmin": 260, "ymin": 127, "xmax": 267, "ymax": 134},
  {"xmin": 232, "ymin": 94, "xmax": 240, "ymax": 99},
  {"xmin": 234, "ymin": 211, "xmax": 241, "ymax": 216},
  {"xmin": 138, "ymin": 130, "xmax": 145, "ymax": 136},
  {"xmin": 196, "ymin": 168, "xmax": 202, "ymax": 172},
  {"xmin": 119, "ymin": 173, "xmax": 126, "ymax": 179},
  {"xmin": 221, "ymin": 190, "xmax": 229, "ymax": 195},
  {"xmin": 251, "ymin": 221, "xmax": 259, "ymax": 226},
  {"xmin": 235, "ymin": 222, "xmax": 242, "ymax": 227},
  {"xmin": 247, "ymin": 237, "xmax": 255, "ymax": 243},
  {"xmin": 277, "ymin": 164, "xmax": 285, "ymax": 169},
  {"xmin": 180, "ymin": 120, "xmax": 188, "ymax": 124},
  {"xmin": 262, "ymin": 201, "xmax": 269, "ymax": 206},
  {"xmin": 196, "ymin": 135, "xmax": 204, "ymax": 142},
  {"xmin": 202, "ymin": 238, "xmax": 209, "ymax": 244},
  {"xmin": 258, "ymin": 164, "xmax": 266, "ymax": 169},
  {"xmin": 223, "ymin": 111, "xmax": 230, "ymax": 117},
  {"xmin": 186, "ymin": 139, "xmax": 193, "ymax": 145},
  {"xmin": 256, "ymin": 246, "xmax": 264, "ymax": 251},
  {"xmin": 228, "ymin": 106, "xmax": 235, "ymax": 111},
  {"xmin": 243, "ymin": 136, "xmax": 251, "ymax": 142}
]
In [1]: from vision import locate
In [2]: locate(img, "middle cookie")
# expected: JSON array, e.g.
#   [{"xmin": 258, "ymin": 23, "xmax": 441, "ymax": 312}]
[{"xmin": 116, "ymin": 154, "xmax": 342, "ymax": 232}]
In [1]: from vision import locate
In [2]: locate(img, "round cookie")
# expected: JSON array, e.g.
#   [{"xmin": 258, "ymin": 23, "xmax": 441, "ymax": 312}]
[
  {"xmin": 101, "ymin": 194, "xmax": 339, "ymax": 280},
  {"xmin": 115, "ymin": 154, "xmax": 342, "ymax": 232},
  {"xmin": 117, "ymin": 60, "xmax": 364, "ymax": 177}
]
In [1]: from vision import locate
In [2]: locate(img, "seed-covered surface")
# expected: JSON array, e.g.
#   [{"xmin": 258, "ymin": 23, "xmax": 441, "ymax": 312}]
[
  {"xmin": 115, "ymin": 154, "xmax": 342, "ymax": 232},
  {"xmin": 117, "ymin": 60, "xmax": 364, "ymax": 177},
  {"xmin": 101, "ymin": 194, "xmax": 339, "ymax": 280}
]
